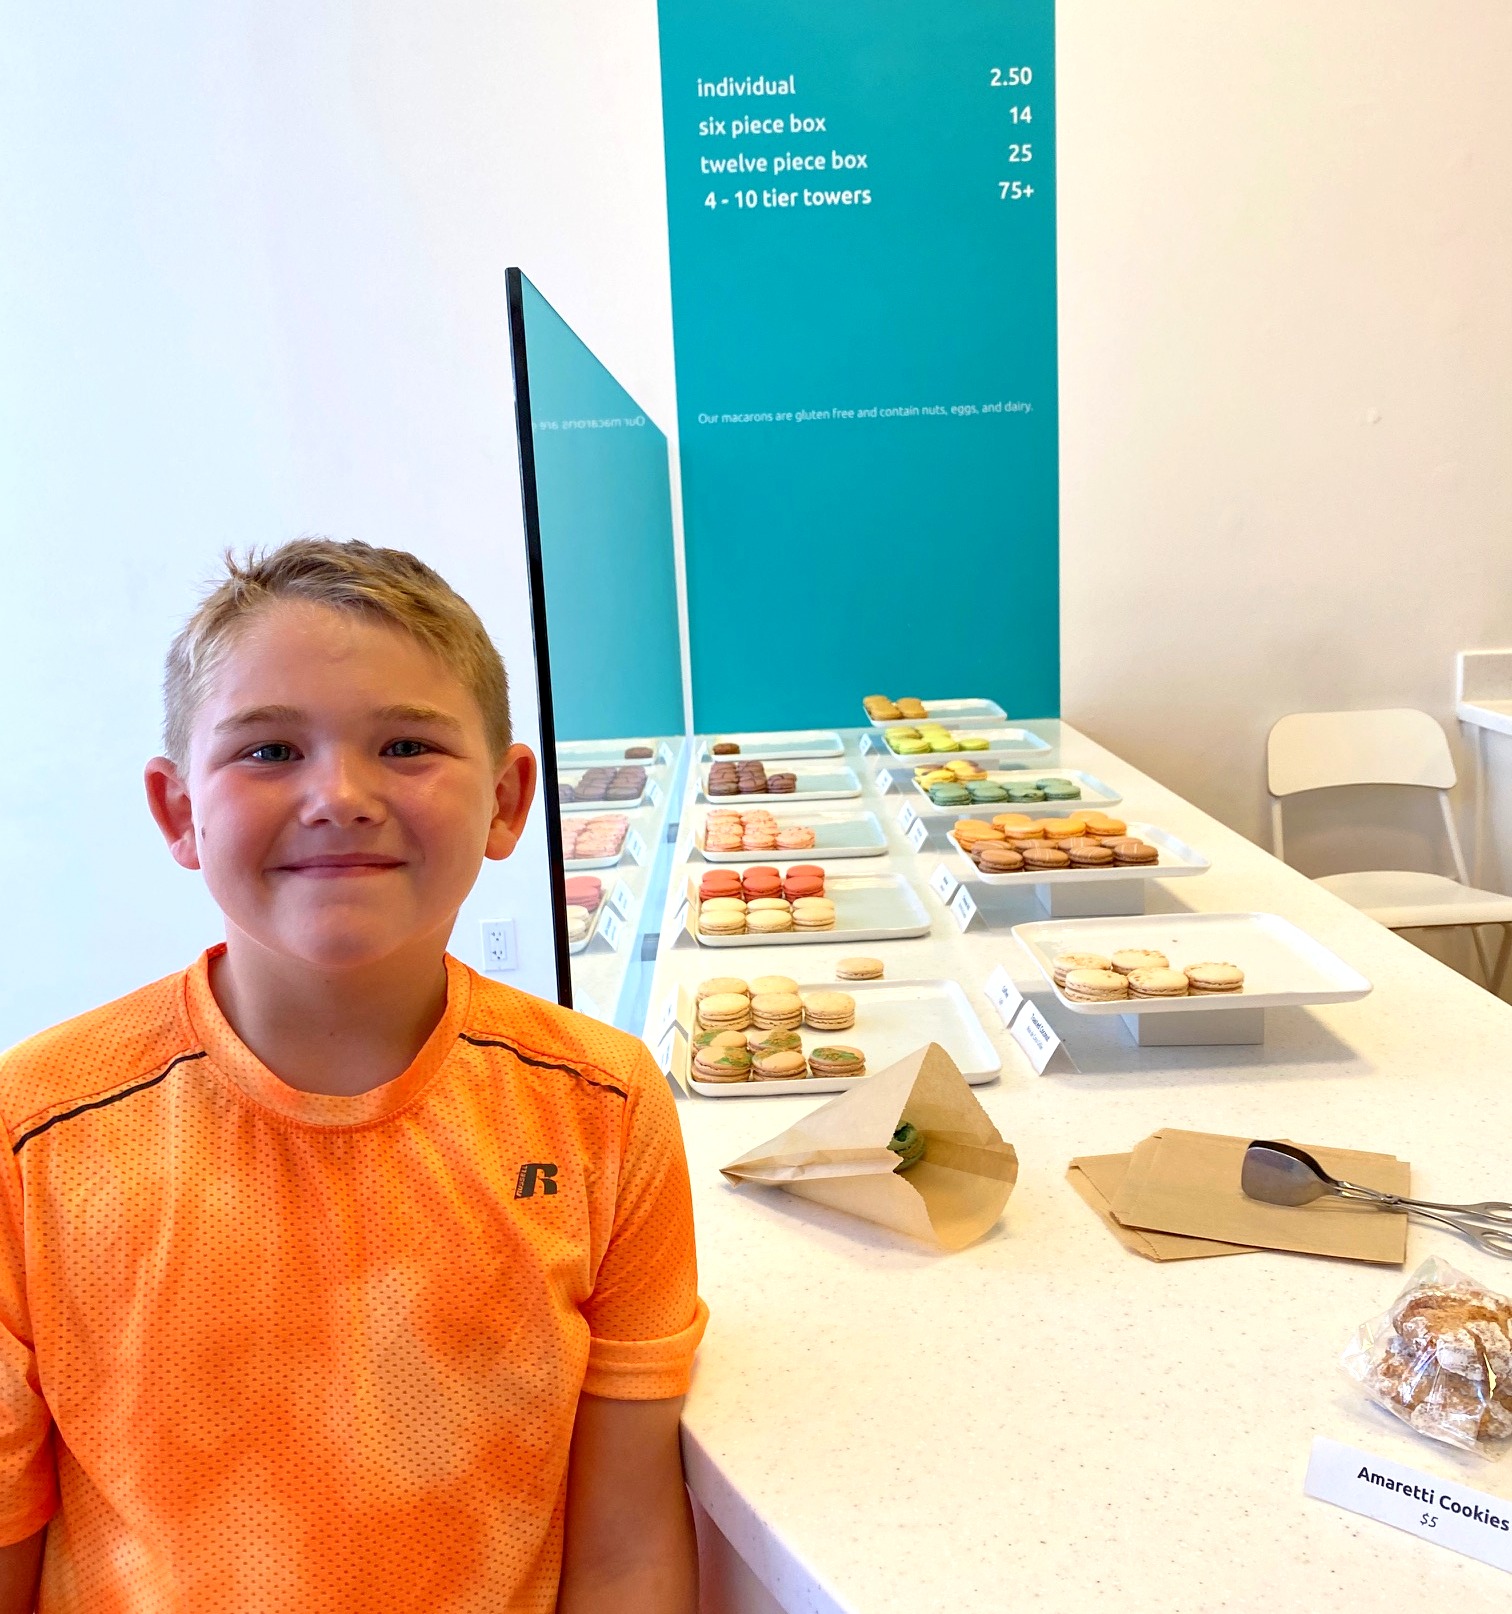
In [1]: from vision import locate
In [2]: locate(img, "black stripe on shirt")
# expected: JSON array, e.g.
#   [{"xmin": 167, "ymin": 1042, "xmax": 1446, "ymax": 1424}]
[
  {"xmin": 458, "ymin": 1034, "xmax": 629, "ymax": 1100},
  {"xmin": 12, "ymin": 1049, "xmax": 209, "ymax": 1155}
]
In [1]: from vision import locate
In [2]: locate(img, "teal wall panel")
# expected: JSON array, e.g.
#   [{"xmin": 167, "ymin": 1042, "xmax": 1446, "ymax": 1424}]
[{"xmin": 659, "ymin": 1, "xmax": 1058, "ymax": 730}]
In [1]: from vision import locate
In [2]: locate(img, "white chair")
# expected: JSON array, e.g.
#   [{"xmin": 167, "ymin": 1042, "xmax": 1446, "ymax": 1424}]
[{"xmin": 1267, "ymin": 708, "xmax": 1512, "ymax": 993}]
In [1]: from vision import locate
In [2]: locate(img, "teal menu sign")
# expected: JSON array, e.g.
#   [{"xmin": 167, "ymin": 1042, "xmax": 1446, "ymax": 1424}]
[{"xmin": 658, "ymin": 1, "xmax": 1058, "ymax": 730}]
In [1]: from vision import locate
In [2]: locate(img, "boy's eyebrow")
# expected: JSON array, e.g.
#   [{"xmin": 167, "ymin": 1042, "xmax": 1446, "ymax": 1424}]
[{"xmin": 214, "ymin": 703, "xmax": 466, "ymax": 734}]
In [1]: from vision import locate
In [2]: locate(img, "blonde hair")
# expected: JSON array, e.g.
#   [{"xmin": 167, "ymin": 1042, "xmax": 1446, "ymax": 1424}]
[{"xmin": 163, "ymin": 538, "xmax": 511, "ymax": 766}]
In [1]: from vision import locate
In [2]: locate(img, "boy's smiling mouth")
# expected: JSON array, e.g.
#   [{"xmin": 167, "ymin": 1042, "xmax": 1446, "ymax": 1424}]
[{"xmin": 273, "ymin": 853, "xmax": 406, "ymax": 878}]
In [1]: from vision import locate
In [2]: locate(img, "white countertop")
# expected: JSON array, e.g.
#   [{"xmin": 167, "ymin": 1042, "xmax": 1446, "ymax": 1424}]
[{"xmin": 644, "ymin": 722, "xmax": 1512, "ymax": 1613}]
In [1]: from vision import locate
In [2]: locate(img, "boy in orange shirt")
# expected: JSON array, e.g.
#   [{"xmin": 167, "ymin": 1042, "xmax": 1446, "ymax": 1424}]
[{"xmin": 0, "ymin": 539, "xmax": 706, "ymax": 1612}]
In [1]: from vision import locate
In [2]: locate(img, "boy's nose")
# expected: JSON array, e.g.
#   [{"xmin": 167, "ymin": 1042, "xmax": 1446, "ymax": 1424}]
[{"xmin": 300, "ymin": 753, "xmax": 386, "ymax": 826}]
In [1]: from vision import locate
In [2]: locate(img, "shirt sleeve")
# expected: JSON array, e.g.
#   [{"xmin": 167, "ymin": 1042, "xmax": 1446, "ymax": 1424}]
[
  {"xmin": 0, "ymin": 1122, "xmax": 58, "ymax": 1544},
  {"xmin": 581, "ymin": 1049, "xmax": 707, "ymax": 1400}
]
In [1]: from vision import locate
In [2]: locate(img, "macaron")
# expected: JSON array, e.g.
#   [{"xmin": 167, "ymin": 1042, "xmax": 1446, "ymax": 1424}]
[
  {"xmin": 746, "ymin": 1028, "xmax": 802, "ymax": 1055},
  {"xmin": 698, "ymin": 908, "xmax": 747, "ymax": 937},
  {"xmin": 749, "ymin": 974, "xmax": 799, "ymax": 997},
  {"xmin": 751, "ymin": 1048, "xmax": 808, "ymax": 1081},
  {"xmin": 696, "ymin": 976, "xmax": 749, "ymax": 1002},
  {"xmin": 750, "ymin": 992, "xmax": 803, "ymax": 1031},
  {"xmin": 806, "ymin": 1045, "xmax": 866, "ymax": 1078},
  {"xmin": 741, "ymin": 868, "xmax": 783, "ymax": 899},
  {"xmin": 1185, "ymin": 962, "xmax": 1245, "ymax": 994},
  {"xmin": 699, "ymin": 871, "xmax": 744, "ymax": 900},
  {"xmin": 1113, "ymin": 840, "xmax": 1160, "ymax": 866},
  {"xmin": 1005, "ymin": 785, "xmax": 1046, "ymax": 803},
  {"xmin": 692, "ymin": 1044, "xmax": 752, "ymax": 1083},
  {"xmin": 976, "ymin": 844, "xmax": 1025, "ymax": 873},
  {"xmin": 836, "ymin": 957, "xmax": 884, "ymax": 981},
  {"xmin": 564, "ymin": 875, "xmax": 603, "ymax": 910},
  {"xmin": 694, "ymin": 1028, "xmax": 750, "ymax": 1052},
  {"xmin": 746, "ymin": 908, "xmax": 794, "ymax": 934},
  {"xmin": 700, "ymin": 897, "xmax": 748, "ymax": 916},
  {"xmin": 929, "ymin": 785, "xmax": 971, "ymax": 807},
  {"xmin": 1051, "ymin": 951, "xmax": 1113, "ymax": 988},
  {"xmin": 698, "ymin": 992, "xmax": 751, "ymax": 1030},
  {"xmin": 1111, "ymin": 948, "xmax": 1169, "ymax": 976},
  {"xmin": 790, "ymin": 897, "xmax": 836, "ymax": 931},
  {"xmin": 1038, "ymin": 779, "xmax": 1083, "ymax": 801},
  {"xmin": 802, "ymin": 991, "xmax": 856, "ymax": 1031},
  {"xmin": 566, "ymin": 905, "xmax": 591, "ymax": 943},
  {"xmin": 967, "ymin": 782, "xmax": 1009, "ymax": 803},
  {"xmin": 782, "ymin": 873, "xmax": 826, "ymax": 901},
  {"xmin": 1062, "ymin": 968, "xmax": 1129, "ymax": 1003},
  {"xmin": 776, "ymin": 827, "xmax": 816, "ymax": 850},
  {"xmin": 1021, "ymin": 844, "xmax": 1070, "ymax": 869},
  {"xmin": 958, "ymin": 736, "xmax": 991, "ymax": 752},
  {"xmin": 1127, "ymin": 967, "xmax": 1189, "ymax": 999},
  {"xmin": 1067, "ymin": 843, "xmax": 1114, "ymax": 867}
]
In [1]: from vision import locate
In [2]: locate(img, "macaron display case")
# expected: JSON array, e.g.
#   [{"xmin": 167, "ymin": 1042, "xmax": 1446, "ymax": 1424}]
[
  {"xmin": 1012, "ymin": 912, "xmax": 1372, "ymax": 1045},
  {"xmin": 671, "ymin": 977, "xmax": 1001, "ymax": 1096}
]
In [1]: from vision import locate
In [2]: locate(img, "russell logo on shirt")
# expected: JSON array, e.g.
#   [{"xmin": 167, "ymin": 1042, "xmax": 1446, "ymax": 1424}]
[{"xmin": 515, "ymin": 1162, "xmax": 559, "ymax": 1199}]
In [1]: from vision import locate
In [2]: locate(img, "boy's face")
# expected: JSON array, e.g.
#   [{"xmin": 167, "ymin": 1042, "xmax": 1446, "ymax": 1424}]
[{"xmin": 145, "ymin": 601, "xmax": 536, "ymax": 973}]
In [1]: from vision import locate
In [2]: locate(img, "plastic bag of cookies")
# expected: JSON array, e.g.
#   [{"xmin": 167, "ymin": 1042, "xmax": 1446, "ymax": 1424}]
[{"xmin": 1341, "ymin": 1256, "xmax": 1512, "ymax": 1457}]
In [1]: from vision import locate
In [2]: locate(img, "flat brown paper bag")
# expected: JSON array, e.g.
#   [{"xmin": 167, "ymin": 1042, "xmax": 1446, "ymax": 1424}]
[
  {"xmin": 1109, "ymin": 1129, "xmax": 1410, "ymax": 1265},
  {"xmin": 1067, "ymin": 1155, "xmax": 1257, "ymax": 1261},
  {"xmin": 720, "ymin": 1043, "xmax": 1017, "ymax": 1250}
]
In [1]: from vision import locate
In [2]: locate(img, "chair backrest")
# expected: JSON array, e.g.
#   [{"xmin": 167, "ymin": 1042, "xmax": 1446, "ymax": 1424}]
[{"xmin": 1266, "ymin": 709, "xmax": 1457, "ymax": 798}]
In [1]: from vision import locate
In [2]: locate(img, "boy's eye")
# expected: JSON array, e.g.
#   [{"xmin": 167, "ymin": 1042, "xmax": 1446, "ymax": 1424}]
[
  {"xmin": 246, "ymin": 743, "xmax": 297, "ymax": 764},
  {"xmin": 384, "ymin": 739, "xmax": 432, "ymax": 759}
]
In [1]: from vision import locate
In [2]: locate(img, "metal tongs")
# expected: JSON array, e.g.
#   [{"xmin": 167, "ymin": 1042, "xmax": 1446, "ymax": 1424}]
[{"xmin": 1241, "ymin": 1140, "xmax": 1512, "ymax": 1259}]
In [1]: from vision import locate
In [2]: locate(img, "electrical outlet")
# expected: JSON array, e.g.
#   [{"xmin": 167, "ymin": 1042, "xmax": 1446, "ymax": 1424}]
[{"xmin": 480, "ymin": 919, "xmax": 518, "ymax": 973}]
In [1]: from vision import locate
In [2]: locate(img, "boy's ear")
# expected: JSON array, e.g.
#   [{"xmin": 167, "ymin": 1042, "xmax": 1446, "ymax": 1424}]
[
  {"xmin": 484, "ymin": 745, "xmax": 538, "ymax": 862},
  {"xmin": 144, "ymin": 757, "xmax": 202, "ymax": 870}
]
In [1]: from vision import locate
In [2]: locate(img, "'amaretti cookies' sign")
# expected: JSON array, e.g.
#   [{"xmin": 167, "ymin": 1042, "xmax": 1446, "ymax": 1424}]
[{"xmin": 1304, "ymin": 1436, "xmax": 1512, "ymax": 1573}]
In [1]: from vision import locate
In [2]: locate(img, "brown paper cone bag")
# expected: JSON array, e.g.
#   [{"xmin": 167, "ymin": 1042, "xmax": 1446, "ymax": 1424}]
[{"xmin": 720, "ymin": 1043, "xmax": 1018, "ymax": 1250}]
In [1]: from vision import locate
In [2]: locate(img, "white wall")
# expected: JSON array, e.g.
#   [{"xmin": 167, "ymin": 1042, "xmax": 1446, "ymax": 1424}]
[
  {"xmin": 0, "ymin": 0, "xmax": 673, "ymax": 1045},
  {"xmin": 1056, "ymin": 0, "xmax": 1512, "ymax": 981}
]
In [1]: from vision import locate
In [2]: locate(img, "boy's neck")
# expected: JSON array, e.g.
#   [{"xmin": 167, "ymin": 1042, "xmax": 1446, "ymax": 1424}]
[{"xmin": 208, "ymin": 931, "xmax": 452, "ymax": 1097}]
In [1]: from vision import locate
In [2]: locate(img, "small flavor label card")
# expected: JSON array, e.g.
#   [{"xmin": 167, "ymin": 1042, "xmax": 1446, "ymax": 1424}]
[{"xmin": 1305, "ymin": 1437, "xmax": 1512, "ymax": 1574}]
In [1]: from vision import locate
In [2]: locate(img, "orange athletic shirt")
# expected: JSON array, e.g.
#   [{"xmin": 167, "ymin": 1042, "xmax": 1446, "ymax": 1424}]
[{"xmin": 0, "ymin": 946, "xmax": 706, "ymax": 1612}]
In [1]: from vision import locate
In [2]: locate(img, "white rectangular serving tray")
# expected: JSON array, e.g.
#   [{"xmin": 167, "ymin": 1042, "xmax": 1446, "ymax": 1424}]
[
  {"xmin": 557, "ymin": 738, "xmax": 670, "ymax": 769},
  {"xmin": 559, "ymin": 771, "xmax": 650, "ymax": 814},
  {"xmin": 693, "ymin": 808, "xmax": 888, "ymax": 862},
  {"xmin": 868, "ymin": 724, "xmax": 1051, "ymax": 758},
  {"xmin": 946, "ymin": 822, "xmax": 1210, "ymax": 887},
  {"xmin": 1011, "ymin": 911, "xmax": 1373, "ymax": 1014},
  {"xmin": 697, "ymin": 761, "xmax": 861, "ymax": 804},
  {"xmin": 907, "ymin": 768, "xmax": 1124, "ymax": 813},
  {"xmin": 864, "ymin": 696, "xmax": 1007, "ymax": 728},
  {"xmin": 677, "ymin": 978, "xmax": 1001, "ymax": 1095},
  {"xmin": 687, "ymin": 870, "xmax": 930, "ymax": 947},
  {"xmin": 567, "ymin": 901, "xmax": 603, "ymax": 956},
  {"xmin": 699, "ymin": 730, "xmax": 844, "ymax": 763}
]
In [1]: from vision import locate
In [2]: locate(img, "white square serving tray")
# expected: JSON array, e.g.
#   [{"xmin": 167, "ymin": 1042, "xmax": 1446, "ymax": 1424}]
[
  {"xmin": 699, "ymin": 730, "xmax": 844, "ymax": 763},
  {"xmin": 1011, "ymin": 912, "xmax": 1373, "ymax": 1014},
  {"xmin": 906, "ymin": 768, "xmax": 1124, "ymax": 813},
  {"xmin": 693, "ymin": 808, "xmax": 888, "ymax": 862},
  {"xmin": 676, "ymin": 977, "xmax": 1000, "ymax": 1095},
  {"xmin": 698, "ymin": 761, "xmax": 861, "ymax": 804},
  {"xmin": 946, "ymin": 822, "xmax": 1210, "ymax": 887},
  {"xmin": 687, "ymin": 870, "xmax": 930, "ymax": 947},
  {"xmin": 863, "ymin": 696, "xmax": 1007, "ymax": 728}
]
